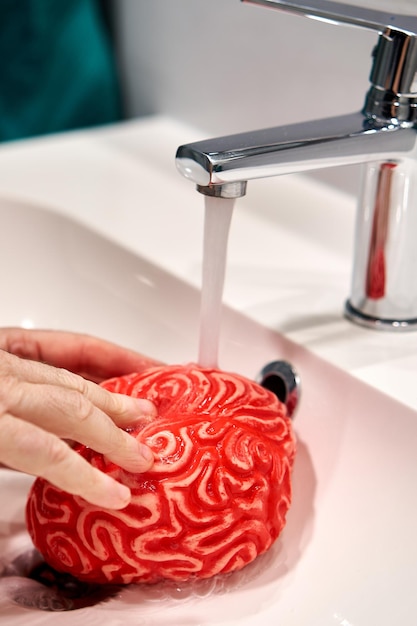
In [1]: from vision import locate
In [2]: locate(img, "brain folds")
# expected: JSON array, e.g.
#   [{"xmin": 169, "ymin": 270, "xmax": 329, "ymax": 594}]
[{"xmin": 26, "ymin": 365, "xmax": 296, "ymax": 584}]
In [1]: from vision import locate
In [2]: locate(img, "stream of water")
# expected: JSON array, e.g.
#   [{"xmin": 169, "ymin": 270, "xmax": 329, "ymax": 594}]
[{"xmin": 198, "ymin": 195, "xmax": 235, "ymax": 368}]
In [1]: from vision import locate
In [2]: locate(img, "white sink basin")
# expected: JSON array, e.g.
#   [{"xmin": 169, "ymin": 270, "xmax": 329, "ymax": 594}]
[{"xmin": 0, "ymin": 196, "xmax": 416, "ymax": 626}]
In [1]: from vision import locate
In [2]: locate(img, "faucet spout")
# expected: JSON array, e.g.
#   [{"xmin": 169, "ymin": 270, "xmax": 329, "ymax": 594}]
[
  {"xmin": 175, "ymin": 0, "xmax": 417, "ymax": 330},
  {"xmin": 175, "ymin": 112, "xmax": 416, "ymax": 193}
]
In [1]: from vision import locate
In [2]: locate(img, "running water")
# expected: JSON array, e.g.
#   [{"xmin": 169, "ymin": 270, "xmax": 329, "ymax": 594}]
[{"xmin": 198, "ymin": 195, "xmax": 235, "ymax": 368}]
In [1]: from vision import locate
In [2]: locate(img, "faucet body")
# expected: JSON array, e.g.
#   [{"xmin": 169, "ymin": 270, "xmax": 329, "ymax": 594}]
[{"xmin": 175, "ymin": 0, "xmax": 417, "ymax": 330}]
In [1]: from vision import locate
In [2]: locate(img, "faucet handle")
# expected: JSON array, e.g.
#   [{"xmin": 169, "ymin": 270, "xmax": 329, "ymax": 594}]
[
  {"xmin": 242, "ymin": 0, "xmax": 417, "ymax": 35},
  {"xmin": 244, "ymin": 0, "xmax": 417, "ymax": 123}
]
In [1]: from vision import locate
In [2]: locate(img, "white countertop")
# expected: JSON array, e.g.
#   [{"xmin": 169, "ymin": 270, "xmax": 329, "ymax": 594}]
[{"xmin": 0, "ymin": 115, "xmax": 415, "ymax": 412}]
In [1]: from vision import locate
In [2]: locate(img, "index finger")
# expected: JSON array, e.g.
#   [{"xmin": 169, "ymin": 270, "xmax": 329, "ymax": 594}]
[
  {"xmin": 1, "ymin": 350, "xmax": 157, "ymax": 427},
  {"xmin": 0, "ymin": 414, "xmax": 132, "ymax": 509},
  {"xmin": 1, "ymin": 376, "xmax": 155, "ymax": 474}
]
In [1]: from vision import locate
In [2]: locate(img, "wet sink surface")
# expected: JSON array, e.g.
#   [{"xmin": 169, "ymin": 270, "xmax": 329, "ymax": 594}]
[{"xmin": 0, "ymin": 197, "xmax": 416, "ymax": 625}]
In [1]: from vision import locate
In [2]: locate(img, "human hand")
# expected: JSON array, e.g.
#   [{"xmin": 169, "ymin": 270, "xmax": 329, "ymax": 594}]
[
  {"xmin": 0, "ymin": 328, "xmax": 162, "ymax": 509},
  {"xmin": 0, "ymin": 327, "xmax": 163, "ymax": 383}
]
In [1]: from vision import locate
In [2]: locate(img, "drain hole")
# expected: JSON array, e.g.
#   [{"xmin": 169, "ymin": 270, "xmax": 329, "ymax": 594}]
[
  {"xmin": 257, "ymin": 360, "xmax": 300, "ymax": 418},
  {"xmin": 261, "ymin": 374, "xmax": 287, "ymax": 404}
]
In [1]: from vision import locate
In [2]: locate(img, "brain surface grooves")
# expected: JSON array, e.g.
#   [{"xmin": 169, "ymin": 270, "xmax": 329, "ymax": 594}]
[{"xmin": 27, "ymin": 364, "xmax": 296, "ymax": 584}]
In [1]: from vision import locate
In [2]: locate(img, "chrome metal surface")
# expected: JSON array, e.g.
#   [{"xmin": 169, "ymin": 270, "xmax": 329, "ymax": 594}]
[
  {"xmin": 344, "ymin": 300, "xmax": 417, "ymax": 331},
  {"xmin": 196, "ymin": 181, "xmax": 247, "ymax": 199},
  {"xmin": 242, "ymin": 1, "xmax": 417, "ymax": 35},
  {"xmin": 257, "ymin": 360, "xmax": 300, "ymax": 418},
  {"xmin": 175, "ymin": 0, "xmax": 417, "ymax": 328},
  {"xmin": 243, "ymin": 1, "xmax": 417, "ymax": 124},
  {"xmin": 176, "ymin": 113, "xmax": 416, "ymax": 186},
  {"xmin": 347, "ymin": 157, "xmax": 417, "ymax": 326}
]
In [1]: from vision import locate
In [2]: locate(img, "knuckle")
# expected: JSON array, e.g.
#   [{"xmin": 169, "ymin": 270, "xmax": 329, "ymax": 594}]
[
  {"xmin": 0, "ymin": 373, "xmax": 18, "ymax": 393},
  {"xmin": 72, "ymin": 392, "xmax": 96, "ymax": 424},
  {"xmin": 7, "ymin": 331, "xmax": 42, "ymax": 361},
  {"xmin": 56, "ymin": 367, "xmax": 88, "ymax": 394},
  {"xmin": 43, "ymin": 437, "xmax": 71, "ymax": 470},
  {"xmin": 0, "ymin": 374, "xmax": 21, "ymax": 414},
  {"xmin": 0, "ymin": 349, "xmax": 19, "ymax": 374},
  {"xmin": 73, "ymin": 373, "xmax": 90, "ymax": 397},
  {"xmin": 0, "ymin": 349, "xmax": 15, "ymax": 374},
  {"xmin": 103, "ymin": 391, "xmax": 124, "ymax": 417}
]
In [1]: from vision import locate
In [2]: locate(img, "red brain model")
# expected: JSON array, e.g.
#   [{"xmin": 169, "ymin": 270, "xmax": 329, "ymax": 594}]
[{"xmin": 26, "ymin": 365, "xmax": 296, "ymax": 585}]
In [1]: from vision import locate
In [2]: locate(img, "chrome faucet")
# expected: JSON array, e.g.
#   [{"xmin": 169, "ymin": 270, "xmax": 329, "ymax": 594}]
[{"xmin": 175, "ymin": 0, "xmax": 417, "ymax": 331}]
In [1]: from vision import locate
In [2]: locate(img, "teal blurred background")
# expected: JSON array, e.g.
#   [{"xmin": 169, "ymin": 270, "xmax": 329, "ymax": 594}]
[{"xmin": 0, "ymin": 0, "xmax": 120, "ymax": 141}]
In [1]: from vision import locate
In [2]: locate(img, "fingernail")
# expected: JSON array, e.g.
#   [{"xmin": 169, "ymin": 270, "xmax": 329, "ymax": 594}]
[
  {"xmin": 134, "ymin": 398, "xmax": 157, "ymax": 417},
  {"xmin": 107, "ymin": 481, "xmax": 131, "ymax": 509},
  {"xmin": 138, "ymin": 442, "xmax": 154, "ymax": 465},
  {"xmin": 89, "ymin": 475, "xmax": 132, "ymax": 509}
]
